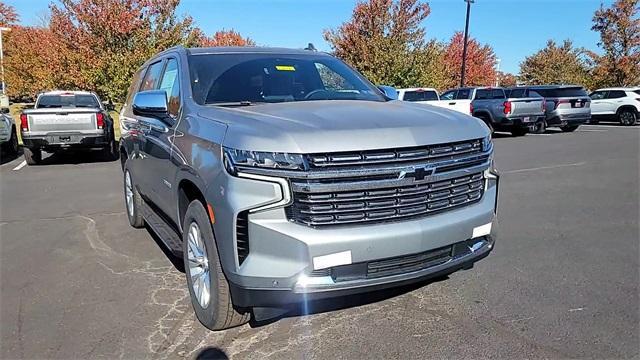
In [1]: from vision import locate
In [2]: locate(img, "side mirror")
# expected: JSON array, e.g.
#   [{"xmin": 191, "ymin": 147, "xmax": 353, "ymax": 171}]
[
  {"xmin": 132, "ymin": 90, "xmax": 168, "ymax": 119},
  {"xmin": 377, "ymin": 85, "xmax": 398, "ymax": 100},
  {"xmin": 0, "ymin": 107, "xmax": 9, "ymax": 114}
]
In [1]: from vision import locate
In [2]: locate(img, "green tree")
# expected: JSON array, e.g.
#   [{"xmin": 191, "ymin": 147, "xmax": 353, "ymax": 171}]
[
  {"xmin": 519, "ymin": 40, "xmax": 590, "ymax": 86},
  {"xmin": 590, "ymin": 0, "xmax": 640, "ymax": 87},
  {"xmin": 323, "ymin": 0, "xmax": 432, "ymax": 88}
]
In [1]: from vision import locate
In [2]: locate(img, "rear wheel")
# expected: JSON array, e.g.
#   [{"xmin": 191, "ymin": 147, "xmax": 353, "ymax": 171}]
[
  {"xmin": 23, "ymin": 147, "xmax": 41, "ymax": 165},
  {"xmin": 560, "ymin": 125, "xmax": 579, "ymax": 132},
  {"xmin": 531, "ymin": 120, "xmax": 546, "ymax": 134},
  {"xmin": 124, "ymin": 168, "xmax": 144, "ymax": 228},
  {"xmin": 618, "ymin": 109, "xmax": 637, "ymax": 126},
  {"xmin": 183, "ymin": 200, "xmax": 250, "ymax": 331}
]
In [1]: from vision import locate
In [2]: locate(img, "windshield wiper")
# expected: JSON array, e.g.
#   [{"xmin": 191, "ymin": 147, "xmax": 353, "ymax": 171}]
[{"xmin": 210, "ymin": 101, "xmax": 256, "ymax": 107}]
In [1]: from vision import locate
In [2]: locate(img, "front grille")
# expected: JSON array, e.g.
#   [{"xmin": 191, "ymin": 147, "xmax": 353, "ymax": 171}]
[
  {"xmin": 236, "ymin": 211, "xmax": 249, "ymax": 265},
  {"xmin": 288, "ymin": 172, "xmax": 484, "ymax": 226},
  {"xmin": 307, "ymin": 138, "xmax": 482, "ymax": 168}
]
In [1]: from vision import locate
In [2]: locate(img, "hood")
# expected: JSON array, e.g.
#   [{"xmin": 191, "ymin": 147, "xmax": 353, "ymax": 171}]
[{"xmin": 199, "ymin": 100, "xmax": 489, "ymax": 153}]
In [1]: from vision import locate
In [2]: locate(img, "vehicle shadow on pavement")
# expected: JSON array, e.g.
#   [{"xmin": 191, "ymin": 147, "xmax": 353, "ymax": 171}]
[
  {"xmin": 194, "ymin": 347, "xmax": 229, "ymax": 360},
  {"xmin": 0, "ymin": 147, "xmax": 23, "ymax": 165},
  {"xmin": 250, "ymin": 275, "xmax": 450, "ymax": 328},
  {"xmin": 35, "ymin": 149, "xmax": 119, "ymax": 165}
]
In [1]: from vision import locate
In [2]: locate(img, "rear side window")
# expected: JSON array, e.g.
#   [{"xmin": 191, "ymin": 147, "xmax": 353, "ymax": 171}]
[
  {"xmin": 606, "ymin": 90, "xmax": 626, "ymax": 99},
  {"xmin": 509, "ymin": 88, "xmax": 526, "ymax": 98},
  {"xmin": 140, "ymin": 61, "xmax": 165, "ymax": 91},
  {"xmin": 440, "ymin": 90, "xmax": 456, "ymax": 100},
  {"xmin": 534, "ymin": 87, "xmax": 588, "ymax": 98},
  {"xmin": 402, "ymin": 90, "xmax": 438, "ymax": 102},
  {"xmin": 590, "ymin": 91, "xmax": 607, "ymax": 100},
  {"xmin": 475, "ymin": 89, "xmax": 491, "ymax": 100},
  {"xmin": 456, "ymin": 89, "xmax": 471, "ymax": 99},
  {"xmin": 492, "ymin": 89, "xmax": 505, "ymax": 99},
  {"xmin": 37, "ymin": 94, "xmax": 100, "ymax": 108}
]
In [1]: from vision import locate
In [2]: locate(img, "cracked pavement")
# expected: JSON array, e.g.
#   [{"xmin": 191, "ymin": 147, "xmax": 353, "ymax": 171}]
[{"xmin": 1, "ymin": 125, "xmax": 638, "ymax": 359}]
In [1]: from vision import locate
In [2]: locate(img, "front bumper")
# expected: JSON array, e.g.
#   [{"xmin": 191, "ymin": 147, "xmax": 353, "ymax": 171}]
[{"xmin": 207, "ymin": 168, "xmax": 499, "ymax": 307}]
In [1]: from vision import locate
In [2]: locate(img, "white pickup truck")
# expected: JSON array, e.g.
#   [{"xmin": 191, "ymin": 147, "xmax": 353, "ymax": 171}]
[
  {"xmin": 19, "ymin": 91, "xmax": 117, "ymax": 165},
  {"xmin": 430, "ymin": 87, "xmax": 545, "ymax": 136}
]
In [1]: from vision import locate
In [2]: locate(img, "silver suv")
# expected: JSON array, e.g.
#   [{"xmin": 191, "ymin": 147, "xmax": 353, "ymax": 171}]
[
  {"xmin": 524, "ymin": 85, "xmax": 591, "ymax": 133},
  {"xmin": 119, "ymin": 46, "xmax": 499, "ymax": 330}
]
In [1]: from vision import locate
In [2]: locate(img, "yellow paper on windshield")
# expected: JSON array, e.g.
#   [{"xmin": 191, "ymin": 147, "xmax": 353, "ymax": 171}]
[{"xmin": 275, "ymin": 65, "xmax": 295, "ymax": 71}]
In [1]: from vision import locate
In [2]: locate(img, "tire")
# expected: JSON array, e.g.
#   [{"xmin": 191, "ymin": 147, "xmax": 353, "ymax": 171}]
[
  {"xmin": 531, "ymin": 120, "xmax": 546, "ymax": 134},
  {"xmin": 1, "ymin": 126, "xmax": 18, "ymax": 155},
  {"xmin": 102, "ymin": 138, "xmax": 119, "ymax": 161},
  {"xmin": 23, "ymin": 147, "xmax": 41, "ymax": 165},
  {"xmin": 511, "ymin": 128, "xmax": 528, "ymax": 137},
  {"xmin": 560, "ymin": 125, "xmax": 579, "ymax": 132},
  {"xmin": 589, "ymin": 117, "xmax": 599, "ymax": 125},
  {"xmin": 123, "ymin": 166, "xmax": 144, "ymax": 228},
  {"xmin": 476, "ymin": 115, "xmax": 494, "ymax": 134},
  {"xmin": 182, "ymin": 200, "xmax": 250, "ymax": 331},
  {"xmin": 618, "ymin": 109, "xmax": 637, "ymax": 126}
]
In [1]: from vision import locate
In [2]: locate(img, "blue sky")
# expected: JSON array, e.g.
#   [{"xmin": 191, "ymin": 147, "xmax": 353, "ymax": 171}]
[{"xmin": 7, "ymin": 0, "xmax": 611, "ymax": 74}]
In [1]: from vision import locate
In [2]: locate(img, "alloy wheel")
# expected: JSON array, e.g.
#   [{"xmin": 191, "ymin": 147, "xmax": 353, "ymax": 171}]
[
  {"xmin": 187, "ymin": 222, "xmax": 210, "ymax": 309},
  {"xmin": 125, "ymin": 171, "xmax": 134, "ymax": 216}
]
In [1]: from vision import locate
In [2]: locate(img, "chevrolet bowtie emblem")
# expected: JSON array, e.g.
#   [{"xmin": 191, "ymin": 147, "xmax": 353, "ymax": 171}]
[{"xmin": 398, "ymin": 166, "xmax": 434, "ymax": 181}]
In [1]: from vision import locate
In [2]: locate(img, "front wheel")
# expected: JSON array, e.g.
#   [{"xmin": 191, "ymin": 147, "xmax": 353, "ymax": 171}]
[
  {"xmin": 23, "ymin": 147, "xmax": 41, "ymax": 165},
  {"xmin": 124, "ymin": 168, "xmax": 144, "ymax": 228},
  {"xmin": 560, "ymin": 125, "xmax": 580, "ymax": 132},
  {"xmin": 2, "ymin": 127, "xmax": 19, "ymax": 155},
  {"xmin": 182, "ymin": 200, "xmax": 250, "ymax": 331},
  {"xmin": 618, "ymin": 110, "xmax": 637, "ymax": 126}
]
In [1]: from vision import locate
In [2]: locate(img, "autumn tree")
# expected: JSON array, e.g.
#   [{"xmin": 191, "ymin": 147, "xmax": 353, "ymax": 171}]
[
  {"xmin": 199, "ymin": 29, "xmax": 255, "ymax": 47},
  {"xmin": 443, "ymin": 32, "xmax": 497, "ymax": 88},
  {"xmin": 519, "ymin": 40, "xmax": 590, "ymax": 86},
  {"xmin": 323, "ymin": 0, "xmax": 432, "ymax": 88},
  {"xmin": 0, "ymin": 1, "xmax": 18, "ymax": 25},
  {"xmin": 47, "ymin": 0, "xmax": 203, "ymax": 101},
  {"xmin": 590, "ymin": 0, "xmax": 640, "ymax": 87},
  {"xmin": 497, "ymin": 72, "xmax": 517, "ymax": 87}
]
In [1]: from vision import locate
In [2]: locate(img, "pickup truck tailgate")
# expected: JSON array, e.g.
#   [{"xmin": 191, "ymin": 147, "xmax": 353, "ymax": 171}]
[
  {"xmin": 25, "ymin": 109, "xmax": 98, "ymax": 132},
  {"xmin": 509, "ymin": 98, "xmax": 544, "ymax": 117}
]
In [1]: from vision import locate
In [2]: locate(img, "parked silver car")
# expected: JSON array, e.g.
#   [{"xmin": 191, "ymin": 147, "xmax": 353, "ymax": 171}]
[
  {"xmin": 0, "ymin": 108, "xmax": 18, "ymax": 155},
  {"xmin": 522, "ymin": 85, "xmax": 591, "ymax": 133},
  {"xmin": 119, "ymin": 46, "xmax": 499, "ymax": 330}
]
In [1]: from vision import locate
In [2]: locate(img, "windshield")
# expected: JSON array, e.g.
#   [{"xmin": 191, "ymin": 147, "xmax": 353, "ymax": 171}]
[
  {"xmin": 188, "ymin": 53, "xmax": 385, "ymax": 105},
  {"xmin": 37, "ymin": 94, "xmax": 100, "ymax": 108}
]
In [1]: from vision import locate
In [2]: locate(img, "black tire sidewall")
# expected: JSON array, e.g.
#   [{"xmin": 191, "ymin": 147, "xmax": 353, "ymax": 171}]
[
  {"xmin": 182, "ymin": 201, "xmax": 222, "ymax": 329},
  {"xmin": 619, "ymin": 110, "xmax": 636, "ymax": 126}
]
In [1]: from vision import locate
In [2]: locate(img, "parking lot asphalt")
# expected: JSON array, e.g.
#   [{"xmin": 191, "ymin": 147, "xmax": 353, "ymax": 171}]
[{"xmin": 1, "ymin": 124, "xmax": 638, "ymax": 359}]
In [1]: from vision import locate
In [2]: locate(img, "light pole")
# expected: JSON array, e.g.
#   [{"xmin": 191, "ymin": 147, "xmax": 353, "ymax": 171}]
[
  {"xmin": 0, "ymin": 27, "xmax": 11, "ymax": 95},
  {"xmin": 460, "ymin": 0, "xmax": 474, "ymax": 87}
]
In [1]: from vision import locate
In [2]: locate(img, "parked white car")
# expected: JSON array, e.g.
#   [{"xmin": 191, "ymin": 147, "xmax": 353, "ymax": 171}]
[
  {"xmin": 397, "ymin": 88, "xmax": 439, "ymax": 103},
  {"xmin": 589, "ymin": 87, "xmax": 640, "ymax": 125},
  {"xmin": 429, "ymin": 88, "xmax": 473, "ymax": 115}
]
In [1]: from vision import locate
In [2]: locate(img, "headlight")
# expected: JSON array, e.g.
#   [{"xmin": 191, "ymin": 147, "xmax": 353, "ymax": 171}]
[
  {"xmin": 223, "ymin": 147, "xmax": 305, "ymax": 174},
  {"xmin": 481, "ymin": 134, "xmax": 492, "ymax": 152}
]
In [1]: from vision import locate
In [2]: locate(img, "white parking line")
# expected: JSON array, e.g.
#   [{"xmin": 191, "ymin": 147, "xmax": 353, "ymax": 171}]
[
  {"xmin": 583, "ymin": 124, "xmax": 640, "ymax": 129},
  {"xmin": 12, "ymin": 160, "xmax": 27, "ymax": 171},
  {"xmin": 576, "ymin": 129, "xmax": 608, "ymax": 132},
  {"xmin": 527, "ymin": 133, "xmax": 553, "ymax": 136},
  {"xmin": 503, "ymin": 162, "xmax": 586, "ymax": 174}
]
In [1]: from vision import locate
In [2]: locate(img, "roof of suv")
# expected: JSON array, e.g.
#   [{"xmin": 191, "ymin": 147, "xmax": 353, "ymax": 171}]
[
  {"xmin": 525, "ymin": 85, "xmax": 583, "ymax": 89},
  {"xmin": 186, "ymin": 46, "xmax": 331, "ymax": 56},
  {"xmin": 595, "ymin": 87, "xmax": 640, "ymax": 91}
]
